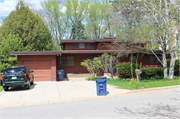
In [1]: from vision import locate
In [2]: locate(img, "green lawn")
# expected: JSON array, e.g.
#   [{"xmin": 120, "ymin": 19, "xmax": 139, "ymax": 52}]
[
  {"xmin": 0, "ymin": 86, "xmax": 3, "ymax": 92},
  {"xmin": 107, "ymin": 76, "xmax": 180, "ymax": 90}
]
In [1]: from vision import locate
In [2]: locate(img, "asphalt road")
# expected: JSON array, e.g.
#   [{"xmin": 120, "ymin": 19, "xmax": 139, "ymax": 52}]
[{"xmin": 0, "ymin": 88, "xmax": 180, "ymax": 119}]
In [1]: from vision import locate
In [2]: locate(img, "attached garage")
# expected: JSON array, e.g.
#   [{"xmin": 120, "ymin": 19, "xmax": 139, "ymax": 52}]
[
  {"xmin": 23, "ymin": 60, "xmax": 51, "ymax": 81},
  {"xmin": 10, "ymin": 51, "xmax": 62, "ymax": 81}
]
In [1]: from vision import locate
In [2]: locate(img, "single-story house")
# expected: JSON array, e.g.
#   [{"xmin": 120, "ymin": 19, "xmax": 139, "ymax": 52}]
[{"xmin": 10, "ymin": 37, "xmax": 162, "ymax": 81}]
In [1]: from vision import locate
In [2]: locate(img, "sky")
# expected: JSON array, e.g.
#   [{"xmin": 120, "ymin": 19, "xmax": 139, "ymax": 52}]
[{"xmin": 0, "ymin": 0, "xmax": 46, "ymax": 26}]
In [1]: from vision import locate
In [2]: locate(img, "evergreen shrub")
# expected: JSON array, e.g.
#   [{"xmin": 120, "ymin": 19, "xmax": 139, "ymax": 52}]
[{"xmin": 116, "ymin": 62, "xmax": 139, "ymax": 78}]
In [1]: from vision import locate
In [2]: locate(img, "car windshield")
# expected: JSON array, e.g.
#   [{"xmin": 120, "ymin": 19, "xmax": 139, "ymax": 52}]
[{"xmin": 4, "ymin": 67, "xmax": 25, "ymax": 74}]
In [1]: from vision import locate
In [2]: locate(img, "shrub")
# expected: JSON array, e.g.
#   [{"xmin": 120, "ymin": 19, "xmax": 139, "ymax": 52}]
[
  {"xmin": 141, "ymin": 67, "xmax": 164, "ymax": 79},
  {"xmin": 116, "ymin": 62, "xmax": 139, "ymax": 78},
  {"xmin": 86, "ymin": 77, "xmax": 95, "ymax": 81},
  {"xmin": 167, "ymin": 59, "xmax": 180, "ymax": 76},
  {"xmin": 81, "ymin": 57, "xmax": 103, "ymax": 76}
]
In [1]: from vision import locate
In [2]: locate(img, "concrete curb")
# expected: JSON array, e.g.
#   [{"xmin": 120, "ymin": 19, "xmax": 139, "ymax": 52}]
[
  {"xmin": 107, "ymin": 85, "xmax": 180, "ymax": 97},
  {"xmin": 127, "ymin": 85, "xmax": 180, "ymax": 93},
  {"xmin": 1, "ymin": 85, "xmax": 179, "ymax": 109}
]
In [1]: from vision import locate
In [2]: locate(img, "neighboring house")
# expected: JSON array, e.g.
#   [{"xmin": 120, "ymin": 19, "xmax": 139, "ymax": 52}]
[{"xmin": 10, "ymin": 37, "xmax": 162, "ymax": 81}]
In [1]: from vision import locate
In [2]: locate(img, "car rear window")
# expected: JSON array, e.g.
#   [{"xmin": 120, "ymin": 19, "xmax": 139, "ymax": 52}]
[{"xmin": 4, "ymin": 67, "xmax": 25, "ymax": 74}]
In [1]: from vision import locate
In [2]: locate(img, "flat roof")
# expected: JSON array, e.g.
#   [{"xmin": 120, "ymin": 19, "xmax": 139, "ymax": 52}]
[{"xmin": 10, "ymin": 51, "xmax": 62, "ymax": 55}]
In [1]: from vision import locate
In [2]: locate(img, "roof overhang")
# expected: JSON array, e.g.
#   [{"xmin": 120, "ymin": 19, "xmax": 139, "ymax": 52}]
[
  {"xmin": 61, "ymin": 50, "xmax": 115, "ymax": 54},
  {"xmin": 60, "ymin": 39, "xmax": 150, "ymax": 44},
  {"xmin": 10, "ymin": 50, "xmax": 115, "ymax": 55},
  {"xmin": 10, "ymin": 49, "xmax": 161, "ymax": 56},
  {"xmin": 61, "ymin": 40, "xmax": 95, "ymax": 43},
  {"xmin": 10, "ymin": 51, "xmax": 62, "ymax": 55}
]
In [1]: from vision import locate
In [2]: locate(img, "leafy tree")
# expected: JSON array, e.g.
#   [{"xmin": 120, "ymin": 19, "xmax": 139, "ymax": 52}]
[
  {"xmin": 99, "ymin": 53, "xmax": 119, "ymax": 78},
  {"xmin": 138, "ymin": 0, "xmax": 180, "ymax": 79},
  {"xmin": 0, "ymin": 0, "xmax": 53, "ymax": 51},
  {"xmin": 85, "ymin": 0, "xmax": 112, "ymax": 39},
  {"xmin": 100, "ymin": 53, "xmax": 110, "ymax": 73},
  {"xmin": 41, "ymin": 0, "xmax": 68, "ymax": 50},
  {"xmin": 71, "ymin": 21, "xmax": 87, "ymax": 40},
  {"xmin": 81, "ymin": 57, "xmax": 103, "ymax": 76},
  {"xmin": 110, "ymin": 0, "xmax": 180, "ymax": 79},
  {"xmin": 0, "ymin": 34, "xmax": 23, "ymax": 72},
  {"xmin": 110, "ymin": 0, "xmax": 144, "ymax": 39},
  {"xmin": 65, "ymin": 0, "xmax": 89, "ymax": 40}
]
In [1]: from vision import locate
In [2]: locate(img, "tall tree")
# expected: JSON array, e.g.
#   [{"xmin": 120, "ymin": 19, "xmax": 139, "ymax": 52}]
[
  {"xmin": 135, "ymin": 0, "xmax": 180, "ymax": 79},
  {"xmin": 0, "ymin": 0, "xmax": 53, "ymax": 51},
  {"xmin": 71, "ymin": 21, "xmax": 87, "ymax": 40},
  {"xmin": 41, "ymin": 0, "xmax": 68, "ymax": 50},
  {"xmin": 65, "ymin": 0, "xmax": 89, "ymax": 40},
  {"xmin": 85, "ymin": 0, "xmax": 112, "ymax": 39},
  {"xmin": 0, "ymin": 34, "xmax": 23, "ymax": 71},
  {"xmin": 110, "ymin": 0, "xmax": 144, "ymax": 39},
  {"xmin": 110, "ymin": 0, "xmax": 180, "ymax": 79}
]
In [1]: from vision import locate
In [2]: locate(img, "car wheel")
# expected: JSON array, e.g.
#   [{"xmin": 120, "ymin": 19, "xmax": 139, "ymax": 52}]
[
  {"xmin": 3, "ymin": 86, "xmax": 9, "ymax": 91},
  {"xmin": 26, "ymin": 80, "xmax": 30, "ymax": 89},
  {"xmin": 30, "ymin": 77, "xmax": 34, "ymax": 85}
]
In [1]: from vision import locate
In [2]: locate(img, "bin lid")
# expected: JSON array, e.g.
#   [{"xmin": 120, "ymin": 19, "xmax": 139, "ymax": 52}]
[
  {"xmin": 57, "ymin": 70, "xmax": 64, "ymax": 71},
  {"xmin": 95, "ymin": 77, "xmax": 107, "ymax": 79}
]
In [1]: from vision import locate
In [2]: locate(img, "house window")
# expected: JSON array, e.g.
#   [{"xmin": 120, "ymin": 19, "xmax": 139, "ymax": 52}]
[
  {"xmin": 129, "ymin": 56, "xmax": 136, "ymax": 63},
  {"xmin": 85, "ymin": 43, "xmax": 91, "ymax": 48},
  {"xmin": 73, "ymin": 43, "xmax": 78, "ymax": 48},
  {"xmin": 157, "ymin": 55, "xmax": 162, "ymax": 63},
  {"xmin": 150, "ymin": 55, "xmax": 156, "ymax": 63},
  {"xmin": 59, "ymin": 57, "xmax": 66, "ymax": 66},
  {"xmin": 79, "ymin": 43, "xmax": 84, "ymax": 48},
  {"xmin": 67, "ymin": 57, "xmax": 74, "ymax": 66}
]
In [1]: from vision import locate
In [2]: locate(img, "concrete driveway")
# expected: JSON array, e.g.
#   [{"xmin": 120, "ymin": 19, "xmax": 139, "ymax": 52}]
[{"xmin": 0, "ymin": 80, "xmax": 130, "ymax": 108}]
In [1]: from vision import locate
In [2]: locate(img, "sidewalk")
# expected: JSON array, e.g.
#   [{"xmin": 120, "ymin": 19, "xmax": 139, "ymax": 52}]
[{"xmin": 0, "ymin": 81, "xmax": 179, "ymax": 109}]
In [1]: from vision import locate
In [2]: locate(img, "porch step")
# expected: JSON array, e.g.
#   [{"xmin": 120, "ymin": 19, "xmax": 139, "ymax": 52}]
[
  {"xmin": 67, "ymin": 73, "xmax": 92, "ymax": 78},
  {"xmin": 68, "ymin": 77, "xmax": 88, "ymax": 82}
]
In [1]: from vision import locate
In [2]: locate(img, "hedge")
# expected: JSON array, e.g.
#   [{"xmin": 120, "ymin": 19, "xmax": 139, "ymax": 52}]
[
  {"xmin": 116, "ymin": 59, "xmax": 179, "ymax": 79},
  {"xmin": 116, "ymin": 62, "xmax": 139, "ymax": 78},
  {"xmin": 140, "ymin": 67, "xmax": 164, "ymax": 79}
]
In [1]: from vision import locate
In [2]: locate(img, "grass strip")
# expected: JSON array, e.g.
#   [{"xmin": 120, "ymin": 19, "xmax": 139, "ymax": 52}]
[
  {"xmin": 107, "ymin": 76, "xmax": 180, "ymax": 90},
  {"xmin": 0, "ymin": 86, "xmax": 3, "ymax": 92}
]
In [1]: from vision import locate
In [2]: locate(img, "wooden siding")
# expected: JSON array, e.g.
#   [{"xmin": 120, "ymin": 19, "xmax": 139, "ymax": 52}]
[
  {"xmin": 64, "ymin": 43, "xmax": 97, "ymax": 50},
  {"xmin": 56, "ymin": 54, "xmax": 101, "ymax": 76},
  {"xmin": 57, "ymin": 53, "xmax": 162, "ymax": 77}
]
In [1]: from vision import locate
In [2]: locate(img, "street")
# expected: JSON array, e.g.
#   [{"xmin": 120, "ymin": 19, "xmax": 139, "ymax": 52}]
[{"xmin": 0, "ymin": 88, "xmax": 180, "ymax": 119}]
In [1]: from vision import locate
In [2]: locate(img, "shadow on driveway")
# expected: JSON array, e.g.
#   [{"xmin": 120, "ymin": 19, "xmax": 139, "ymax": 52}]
[{"xmin": 5, "ymin": 84, "xmax": 36, "ymax": 92}]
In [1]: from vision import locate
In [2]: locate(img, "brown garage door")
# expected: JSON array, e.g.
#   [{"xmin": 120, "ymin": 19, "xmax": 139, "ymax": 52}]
[{"xmin": 23, "ymin": 61, "xmax": 51, "ymax": 81}]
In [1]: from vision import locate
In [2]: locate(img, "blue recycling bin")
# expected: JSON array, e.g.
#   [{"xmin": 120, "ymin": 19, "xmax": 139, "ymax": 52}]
[
  {"xmin": 95, "ymin": 77, "xmax": 107, "ymax": 96},
  {"xmin": 57, "ymin": 70, "xmax": 64, "ymax": 81}
]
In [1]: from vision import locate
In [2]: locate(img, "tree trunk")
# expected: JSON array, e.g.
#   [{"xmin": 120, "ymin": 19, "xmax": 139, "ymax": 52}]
[
  {"xmin": 163, "ymin": 52, "xmax": 168, "ymax": 79},
  {"xmin": 169, "ymin": 22, "xmax": 180, "ymax": 79},
  {"xmin": 168, "ymin": 57, "xmax": 176, "ymax": 79}
]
